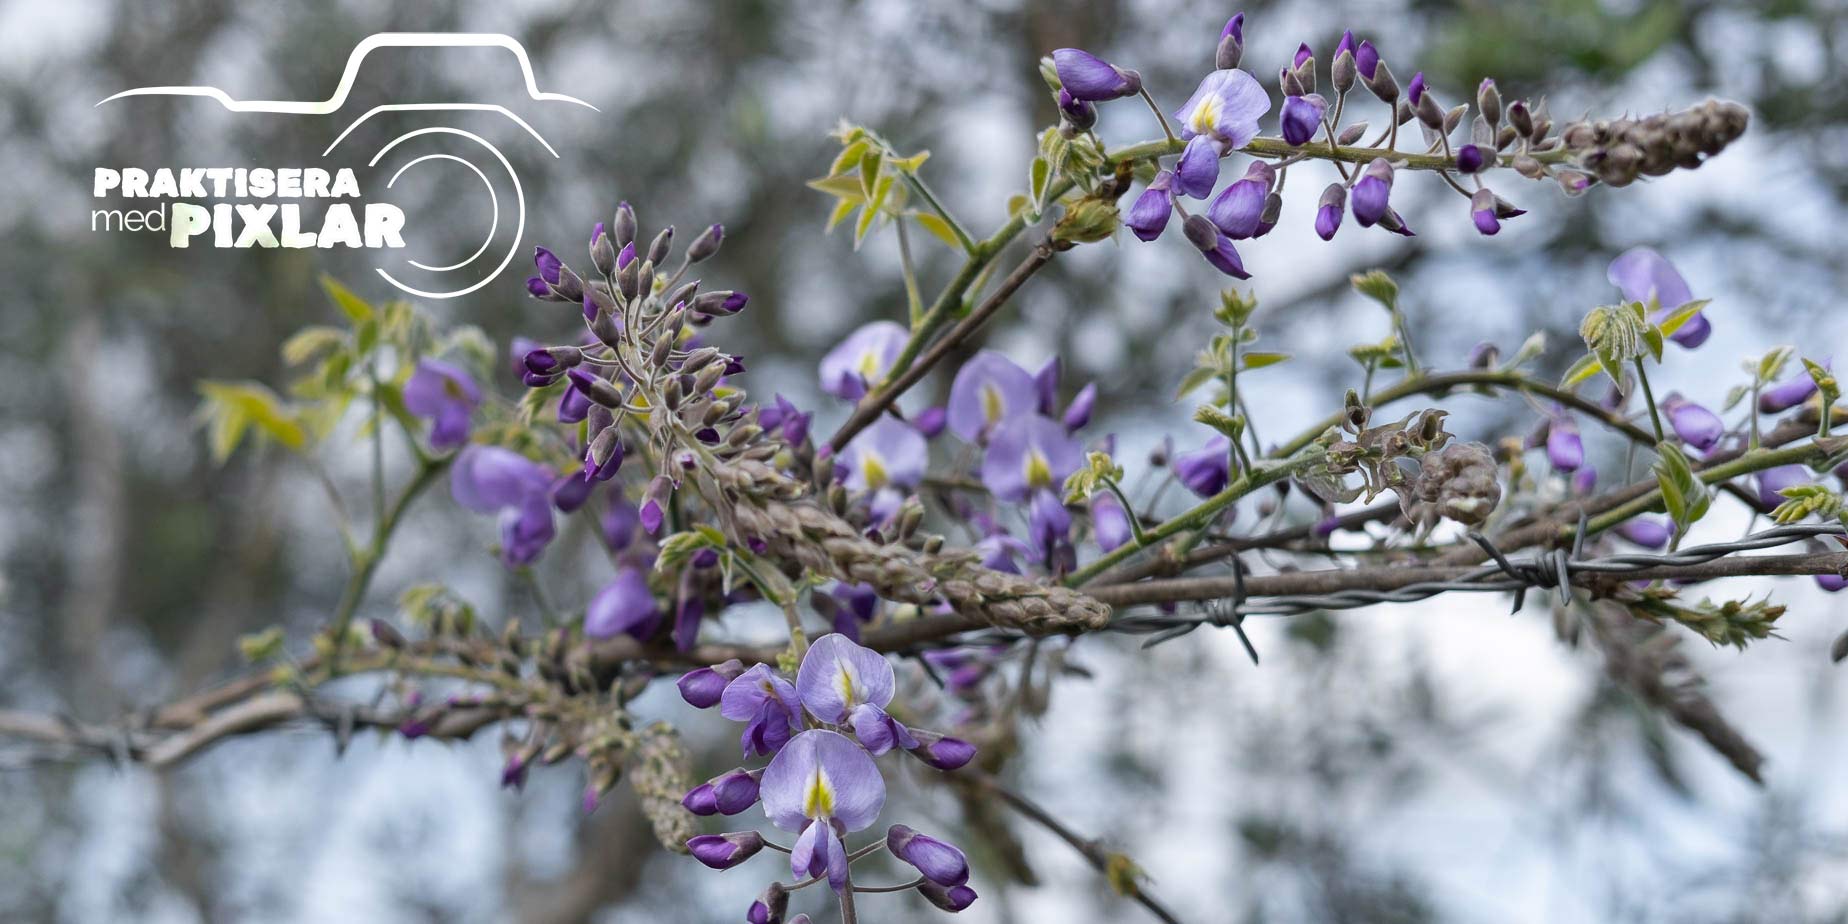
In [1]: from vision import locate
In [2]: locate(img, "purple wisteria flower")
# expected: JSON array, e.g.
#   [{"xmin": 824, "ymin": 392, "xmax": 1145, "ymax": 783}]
[
  {"xmin": 1545, "ymin": 413, "xmax": 1583, "ymax": 472},
  {"xmin": 1760, "ymin": 362, "xmax": 1825, "ymax": 413},
  {"xmin": 838, "ymin": 416, "xmax": 927, "ymax": 492},
  {"xmin": 1351, "ymin": 158, "xmax": 1395, "ymax": 227},
  {"xmin": 585, "ymin": 567, "xmax": 660, "ymax": 640},
  {"xmin": 1172, "ymin": 69, "xmax": 1271, "ymax": 198},
  {"xmin": 1617, "ymin": 516, "xmax": 1672, "ymax": 550},
  {"xmin": 760, "ymin": 729, "xmax": 886, "ymax": 892},
  {"xmin": 947, "ymin": 351, "xmax": 1039, "ymax": 442},
  {"xmin": 450, "ymin": 446, "xmax": 557, "ymax": 566},
  {"xmin": 1126, "ymin": 170, "xmax": 1176, "ymax": 241},
  {"xmin": 720, "ymin": 664, "xmax": 803, "ymax": 758},
  {"xmin": 1091, "ymin": 492, "xmax": 1133, "ymax": 551},
  {"xmin": 980, "ymin": 414, "xmax": 1085, "ymax": 503},
  {"xmin": 1315, "ymin": 183, "xmax": 1346, "ymax": 240},
  {"xmin": 1051, "ymin": 48, "xmax": 1142, "ymax": 102},
  {"xmin": 684, "ymin": 767, "xmax": 761, "ymax": 817},
  {"xmin": 1755, "ymin": 465, "xmax": 1811, "ymax": 511},
  {"xmin": 1608, "ymin": 247, "xmax": 1709, "ymax": 348},
  {"xmin": 678, "ymin": 658, "xmax": 745, "ymax": 708},
  {"xmin": 1280, "ymin": 92, "xmax": 1328, "ymax": 147},
  {"xmin": 1206, "ymin": 160, "xmax": 1274, "ymax": 240},
  {"xmin": 1662, "ymin": 394, "xmax": 1724, "ymax": 452},
  {"xmin": 1173, "ymin": 436, "xmax": 1231, "ymax": 497},
  {"xmin": 794, "ymin": 633, "xmax": 896, "ymax": 725},
  {"xmin": 819, "ymin": 321, "xmax": 909, "ymax": 400},
  {"xmin": 403, "ymin": 359, "xmax": 481, "ymax": 451}
]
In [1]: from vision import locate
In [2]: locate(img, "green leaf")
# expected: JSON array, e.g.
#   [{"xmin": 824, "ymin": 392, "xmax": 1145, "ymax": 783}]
[
  {"xmin": 912, "ymin": 212, "xmax": 961, "ymax": 250},
  {"xmin": 1239, "ymin": 351, "xmax": 1291, "ymax": 371},
  {"xmin": 1350, "ymin": 270, "xmax": 1398, "ymax": 311},
  {"xmin": 828, "ymin": 139, "xmax": 869, "ymax": 177},
  {"xmin": 1655, "ymin": 299, "xmax": 1710, "ymax": 339},
  {"xmin": 1652, "ymin": 443, "xmax": 1710, "ymax": 534},
  {"xmin": 857, "ymin": 148, "xmax": 883, "ymax": 200},
  {"xmin": 1029, "ymin": 156, "xmax": 1050, "ymax": 205},
  {"xmin": 197, "ymin": 381, "xmax": 307, "ymax": 461},
  {"xmin": 825, "ymin": 198, "xmax": 857, "ymax": 232},
  {"xmin": 807, "ymin": 175, "xmax": 867, "ymax": 203},
  {"xmin": 1559, "ymin": 353, "xmax": 1605, "ymax": 390},
  {"xmin": 1173, "ymin": 365, "xmax": 1218, "ymax": 400},
  {"xmin": 281, "ymin": 326, "xmax": 347, "ymax": 367},
  {"xmin": 1756, "ymin": 346, "xmax": 1795, "ymax": 386},
  {"xmin": 319, "ymin": 275, "xmax": 374, "ymax": 324}
]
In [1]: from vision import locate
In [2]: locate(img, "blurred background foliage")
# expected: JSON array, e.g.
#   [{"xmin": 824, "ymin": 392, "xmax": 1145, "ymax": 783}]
[{"xmin": 1, "ymin": 0, "xmax": 1846, "ymax": 921}]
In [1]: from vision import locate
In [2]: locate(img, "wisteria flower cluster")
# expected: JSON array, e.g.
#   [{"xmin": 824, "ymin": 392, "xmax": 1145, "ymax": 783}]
[{"xmin": 678, "ymin": 634, "xmax": 977, "ymax": 917}]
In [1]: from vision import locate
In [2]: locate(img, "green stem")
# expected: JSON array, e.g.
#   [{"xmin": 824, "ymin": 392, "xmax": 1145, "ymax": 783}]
[
  {"xmin": 898, "ymin": 171, "xmax": 977, "ymax": 256},
  {"xmin": 327, "ymin": 456, "xmax": 451, "ymax": 671},
  {"xmin": 1633, "ymin": 358, "xmax": 1665, "ymax": 444},
  {"xmin": 1066, "ymin": 448, "xmax": 1325, "ymax": 587}
]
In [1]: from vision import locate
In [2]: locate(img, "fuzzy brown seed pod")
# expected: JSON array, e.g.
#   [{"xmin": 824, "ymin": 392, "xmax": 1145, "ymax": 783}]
[
  {"xmin": 628, "ymin": 721, "xmax": 696, "ymax": 853},
  {"xmin": 1561, "ymin": 99, "xmax": 1749, "ymax": 187},
  {"xmin": 1407, "ymin": 441, "xmax": 1502, "ymax": 528}
]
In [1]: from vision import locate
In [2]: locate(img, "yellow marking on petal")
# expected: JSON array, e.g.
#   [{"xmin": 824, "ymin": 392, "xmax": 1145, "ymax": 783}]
[
  {"xmin": 981, "ymin": 384, "xmax": 1005, "ymax": 425},
  {"xmin": 1188, "ymin": 97, "xmax": 1221, "ymax": 136},
  {"xmin": 861, "ymin": 452, "xmax": 889, "ymax": 491},
  {"xmin": 836, "ymin": 664, "xmax": 857, "ymax": 707},
  {"xmin": 1024, "ymin": 449, "xmax": 1053, "ymax": 490},
  {"xmin": 857, "ymin": 351, "xmax": 882, "ymax": 379},
  {"xmin": 803, "ymin": 767, "xmax": 835, "ymax": 819}
]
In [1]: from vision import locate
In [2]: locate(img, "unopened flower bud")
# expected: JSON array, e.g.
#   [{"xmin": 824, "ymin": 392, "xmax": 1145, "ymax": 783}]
[
  {"xmin": 565, "ymin": 368, "xmax": 624, "ymax": 409},
  {"xmin": 687, "ymin": 223, "xmax": 724, "ymax": 263},
  {"xmin": 591, "ymin": 228, "xmax": 616, "ymax": 275},
  {"xmin": 687, "ymin": 831, "xmax": 764, "ymax": 870},
  {"xmin": 1214, "ymin": 14, "xmax": 1244, "ymax": 70},
  {"xmin": 1477, "ymin": 78, "xmax": 1502, "ymax": 127},
  {"xmin": 612, "ymin": 201, "xmax": 637, "ymax": 248}
]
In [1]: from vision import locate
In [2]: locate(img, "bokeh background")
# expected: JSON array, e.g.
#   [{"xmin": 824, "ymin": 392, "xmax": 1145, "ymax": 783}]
[{"xmin": 3, "ymin": 0, "xmax": 1847, "ymax": 921}]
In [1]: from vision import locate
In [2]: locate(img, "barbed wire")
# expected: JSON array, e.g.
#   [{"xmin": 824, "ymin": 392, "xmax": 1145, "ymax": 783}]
[{"xmin": 1112, "ymin": 521, "xmax": 1847, "ymax": 649}]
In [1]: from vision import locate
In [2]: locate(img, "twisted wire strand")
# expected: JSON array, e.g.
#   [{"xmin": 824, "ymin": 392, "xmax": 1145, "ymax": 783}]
[{"xmin": 1110, "ymin": 523, "xmax": 1846, "ymax": 640}]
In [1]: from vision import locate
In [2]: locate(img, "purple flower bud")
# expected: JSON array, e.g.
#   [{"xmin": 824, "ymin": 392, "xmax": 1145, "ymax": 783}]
[
  {"xmin": 747, "ymin": 884, "xmax": 788, "ymax": 924},
  {"xmin": 616, "ymin": 240, "xmax": 636, "ymax": 271},
  {"xmin": 525, "ymin": 276, "xmax": 550, "ymax": 298},
  {"xmin": 1215, "ymin": 14, "xmax": 1245, "ymax": 70},
  {"xmin": 1617, "ymin": 516, "xmax": 1672, "ymax": 549},
  {"xmin": 1057, "ymin": 88, "xmax": 1098, "ymax": 130},
  {"xmin": 914, "ymin": 405, "xmax": 948, "ymax": 439},
  {"xmin": 1663, "ymin": 395, "xmax": 1724, "ymax": 452},
  {"xmin": 687, "ymin": 223, "xmax": 725, "ymax": 263},
  {"xmin": 1817, "ymin": 574, "xmax": 1846, "ymax": 592},
  {"xmin": 1063, "ymin": 383, "xmax": 1097, "ymax": 431},
  {"xmin": 1280, "ymin": 93, "xmax": 1326, "ymax": 146},
  {"xmin": 1545, "ymin": 415, "xmax": 1583, "ymax": 472},
  {"xmin": 1471, "ymin": 188, "xmax": 1500, "ymax": 236},
  {"xmin": 1314, "ymin": 183, "xmax": 1346, "ymax": 241},
  {"xmin": 551, "ymin": 472, "xmax": 595, "ymax": 513},
  {"xmin": 888, "ymin": 825, "xmax": 971, "ymax": 887},
  {"xmin": 1407, "ymin": 71, "xmax": 1426, "ymax": 106},
  {"xmin": 1572, "ymin": 464, "xmax": 1598, "ymax": 495},
  {"xmin": 1355, "ymin": 39, "xmax": 1380, "ymax": 80},
  {"xmin": 689, "ymin": 767, "xmax": 762, "ymax": 816},
  {"xmin": 1351, "ymin": 158, "xmax": 1394, "ymax": 226},
  {"xmin": 908, "ymin": 730, "xmax": 977, "ymax": 770},
  {"xmin": 1456, "ymin": 144, "xmax": 1486, "ymax": 174},
  {"xmin": 919, "ymin": 882, "xmax": 979, "ymax": 913},
  {"xmin": 583, "ymin": 427, "xmax": 624, "ymax": 482},
  {"xmin": 678, "ymin": 658, "xmax": 745, "ymax": 708},
  {"xmin": 556, "ymin": 384, "xmax": 591, "ymax": 424},
  {"xmin": 1125, "ymin": 171, "xmax": 1175, "ymax": 242},
  {"xmin": 1182, "ymin": 215, "xmax": 1248, "ymax": 279},
  {"xmin": 1051, "ymin": 48, "xmax": 1142, "ymax": 101},
  {"xmin": 688, "ymin": 831, "xmax": 765, "ymax": 870},
  {"xmin": 533, "ymin": 246, "xmax": 562, "ymax": 285}
]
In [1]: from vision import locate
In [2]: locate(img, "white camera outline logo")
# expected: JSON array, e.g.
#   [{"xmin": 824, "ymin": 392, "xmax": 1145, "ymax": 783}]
[{"xmin": 97, "ymin": 33, "xmax": 596, "ymax": 299}]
